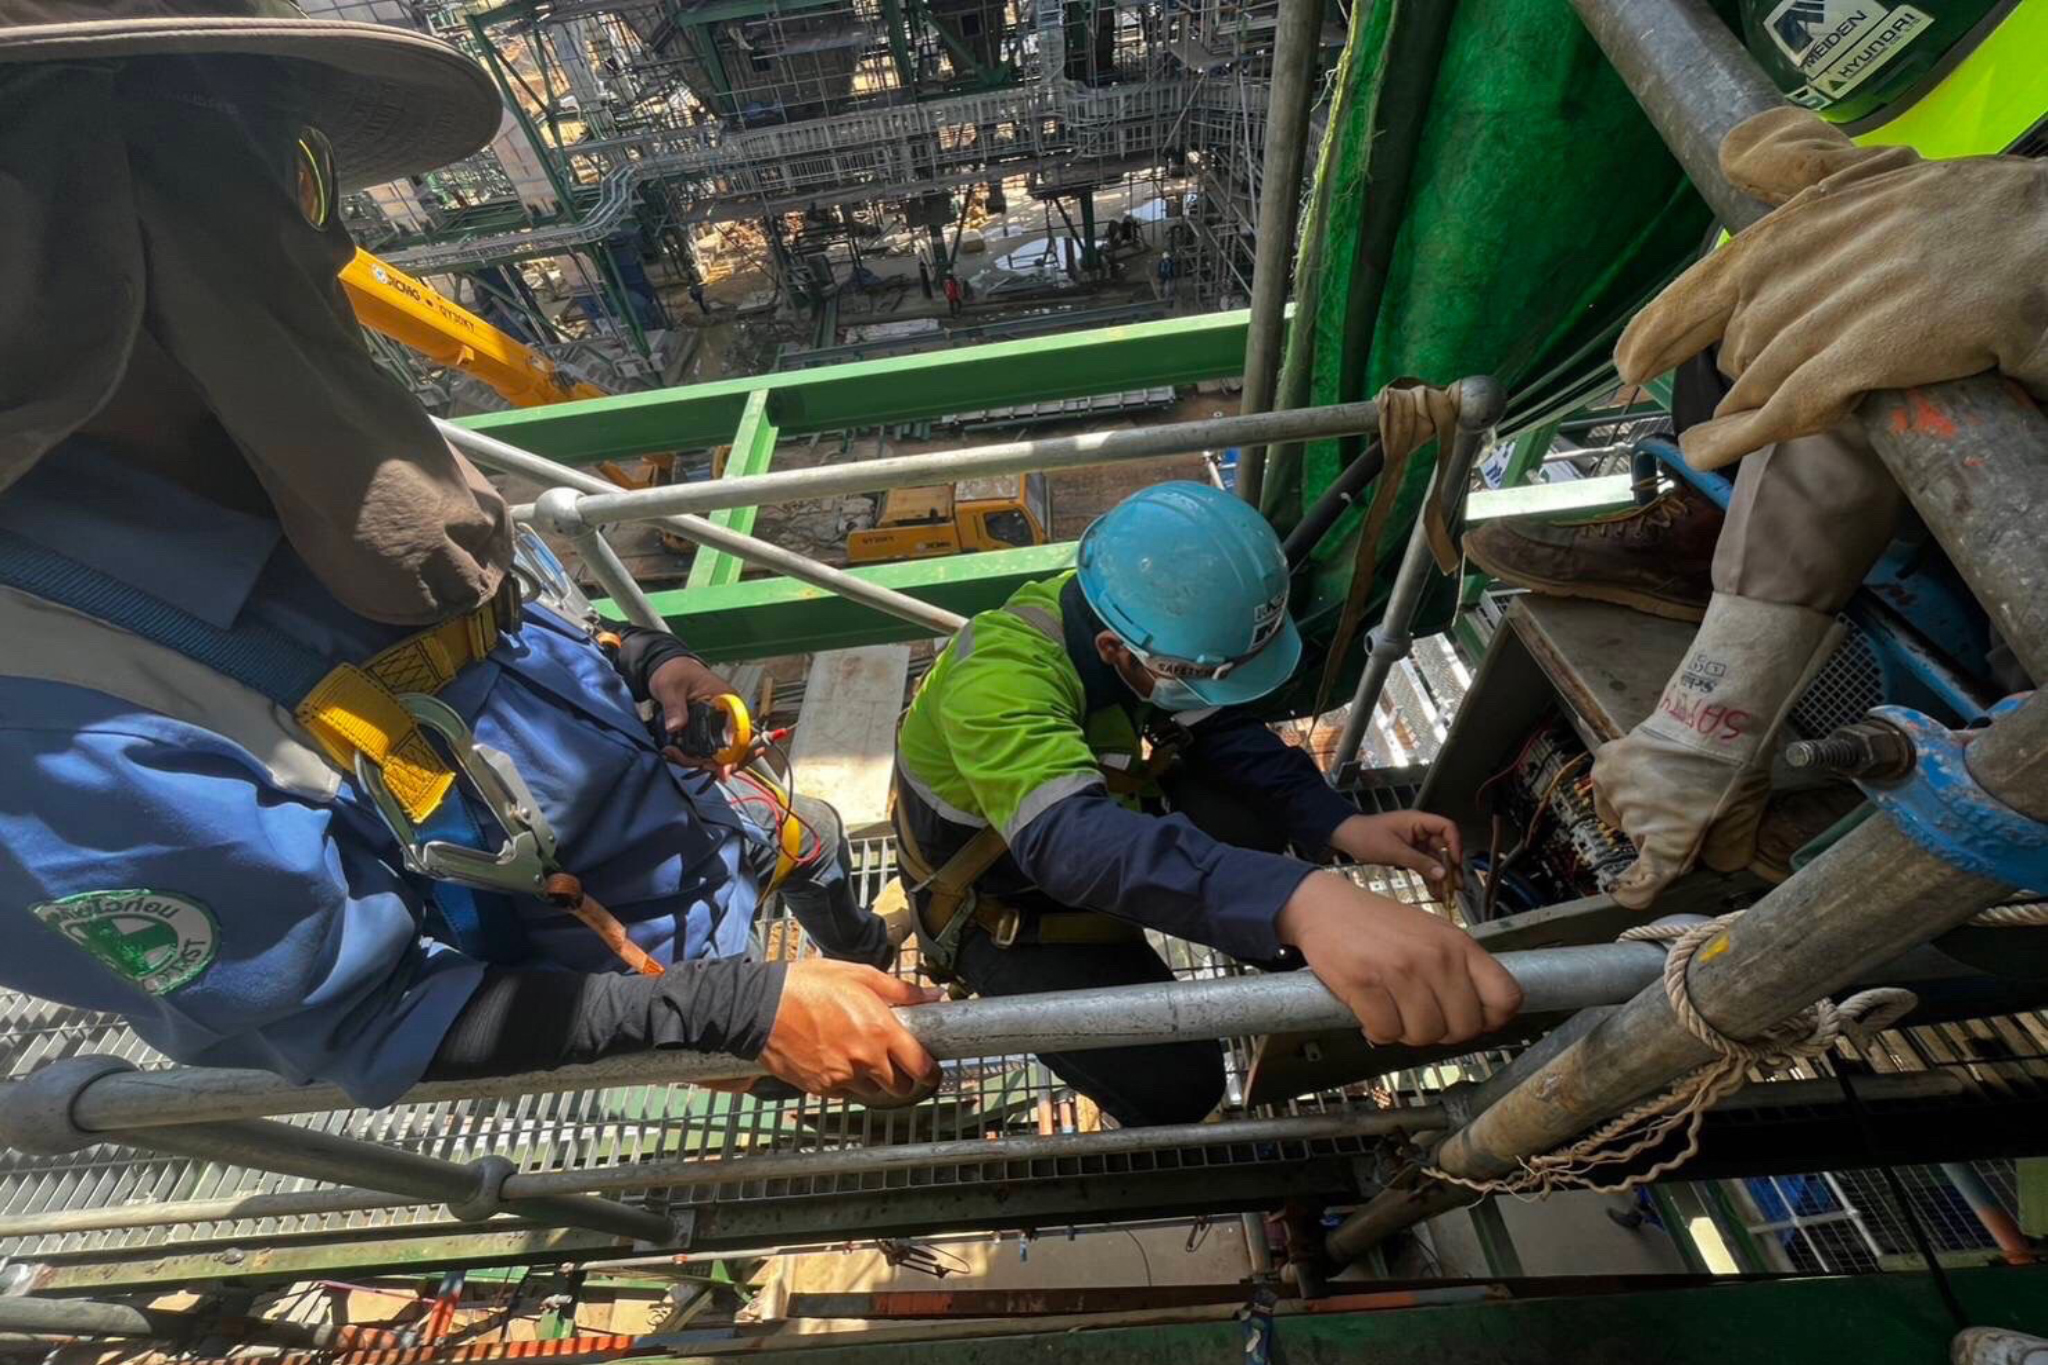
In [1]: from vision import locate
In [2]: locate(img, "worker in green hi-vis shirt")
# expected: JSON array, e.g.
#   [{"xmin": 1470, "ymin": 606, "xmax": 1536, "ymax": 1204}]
[{"xmin": 893, "ymin": 481, "xmax": 1524, "ymax": 1127}]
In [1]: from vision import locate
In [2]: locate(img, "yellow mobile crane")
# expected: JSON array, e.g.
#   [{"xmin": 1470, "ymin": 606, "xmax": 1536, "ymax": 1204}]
[{"xmin": 340, "ymin": 248, "xmax": 607, "ymax": 410}]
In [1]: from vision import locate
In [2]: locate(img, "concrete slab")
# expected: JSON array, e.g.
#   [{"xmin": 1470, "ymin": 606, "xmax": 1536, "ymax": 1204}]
[{"xmin": 788, "ymin": 645, "xmax": 911, "ymax": 835}]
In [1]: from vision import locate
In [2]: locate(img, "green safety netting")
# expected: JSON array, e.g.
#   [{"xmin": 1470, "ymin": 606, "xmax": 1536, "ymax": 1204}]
[{"xmin": 1260, "ymin": 0, "xmax": 1734, "ymax": 719}]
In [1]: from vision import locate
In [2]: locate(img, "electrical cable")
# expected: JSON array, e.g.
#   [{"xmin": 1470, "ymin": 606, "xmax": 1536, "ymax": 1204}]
[
  {"xmin": 1834, "ymin": 1071, "xmax": 1970, "ymax": 1330},
  {"xmin": 1121, "ymin": 1229, "xmax": 1156, "ymax": 1286}
]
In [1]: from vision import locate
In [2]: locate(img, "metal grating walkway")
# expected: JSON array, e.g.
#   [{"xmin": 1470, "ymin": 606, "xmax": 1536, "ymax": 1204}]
[{"xmin": 0, "ymin": 833, "xmax": 1436, "ymax": 1265}]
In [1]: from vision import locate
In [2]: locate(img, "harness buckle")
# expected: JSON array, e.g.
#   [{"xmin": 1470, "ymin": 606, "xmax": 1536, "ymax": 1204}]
[
  {"xmin": 355, "ymin": 693, "xmax": 560, "ymax": 897},
  {"xmin": 992, "ymin": 904, "xmax": 1023, "ymax": 949}
]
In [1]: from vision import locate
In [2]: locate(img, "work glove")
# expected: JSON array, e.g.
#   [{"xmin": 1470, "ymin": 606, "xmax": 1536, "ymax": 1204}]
[
  {"xmin": 1615, "ymin": 107, "xmax": 2048, "ymax": 471},
  {"xmin": 1589, "ymin": 593, "xmax": 1837, "ymax": 910}
]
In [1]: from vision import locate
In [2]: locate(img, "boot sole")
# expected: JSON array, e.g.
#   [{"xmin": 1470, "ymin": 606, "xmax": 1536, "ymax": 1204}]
[{"xmin": 1465, "ymin": 545, "xmax": 1708, "ymax": 624}]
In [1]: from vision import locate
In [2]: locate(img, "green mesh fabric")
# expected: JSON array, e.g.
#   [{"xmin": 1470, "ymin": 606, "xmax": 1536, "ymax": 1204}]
[{"xmin": 1261, "ymin": 0, "xmax": 1728, "ymax": 717}]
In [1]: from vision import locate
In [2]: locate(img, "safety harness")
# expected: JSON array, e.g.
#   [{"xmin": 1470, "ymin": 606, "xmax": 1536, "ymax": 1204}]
[
  {"xmin": 892, "ymin": 603, "xmax": 1183, "ymax": 982},
  {"xmin": 0, "ymin": 526, "xmax": 692, "ymax": 973}
]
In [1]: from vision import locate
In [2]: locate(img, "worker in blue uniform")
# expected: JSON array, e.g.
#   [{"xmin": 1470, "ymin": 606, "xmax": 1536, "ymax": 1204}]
[
  {"xmin": 0, "ymin": 2, "xmax": 938, "ymax": 1108},
  {"xmin": 894, "ymin": 482, "xmax": 1524, "ymax": 1125}
]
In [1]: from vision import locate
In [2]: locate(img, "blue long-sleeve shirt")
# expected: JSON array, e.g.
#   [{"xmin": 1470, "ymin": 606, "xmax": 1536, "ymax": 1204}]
[{"xmin": 0, "ymin": 441, "xmax": 766, "ymax": 1104}]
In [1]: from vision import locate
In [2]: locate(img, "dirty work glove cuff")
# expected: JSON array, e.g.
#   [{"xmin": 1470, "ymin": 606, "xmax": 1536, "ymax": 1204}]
[{"xmin": 1589, "ymin": 594, "xmax": 1836, "ymax": 909}]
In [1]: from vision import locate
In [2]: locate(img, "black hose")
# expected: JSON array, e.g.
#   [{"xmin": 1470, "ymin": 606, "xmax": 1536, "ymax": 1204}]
[{"xmin": 1281, "ymin": 441, "xmax": 1385, "ymax": 569}]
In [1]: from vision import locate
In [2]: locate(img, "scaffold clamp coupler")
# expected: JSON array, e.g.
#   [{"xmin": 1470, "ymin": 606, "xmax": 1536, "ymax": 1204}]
[
  {"xmin": 447, "ymin": 1154, "xmax": 516, "ymax": 1224},
  {"xmin": 1857, "ymin": 697, "xmax": 2048, "ymax": 890},
  {"xmin": 0, "ymin": 1056, "xmax": 136, "ymax": 1156}
]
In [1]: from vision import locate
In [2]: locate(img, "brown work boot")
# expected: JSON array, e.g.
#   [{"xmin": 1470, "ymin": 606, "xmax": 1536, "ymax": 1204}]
[
  {"xmin": 1464, "ymin": 481, "xmax": 1722, "ymax": 622},
  {"xmin": 1749, "ymin": 782, "xmax": 1867, "ymax": 884}
]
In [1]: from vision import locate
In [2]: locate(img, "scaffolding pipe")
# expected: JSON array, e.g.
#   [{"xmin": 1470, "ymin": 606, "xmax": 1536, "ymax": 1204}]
[
  {"xmin": 436, "ymin": 419, "xmax": 967, "ymax": 636},
  {"xmin": 1567, "ymin": 0, "xmax": 2048, "ymax": 680},
  {"xmin": 1329, "ymin": 690, "xmax": 2048, "ymax": 1265},
  {"xmin": 89, "ymin": 1116, "xmax": 678, "ymax": 1246},
  {"xmin": 1235, "ymin": 0, "xmax": 1325, "ymax": 506},
  {"xmin": 1325, "ymin": 377, "xmax": 1504, "ymax": 780},
  {"xmin": 35, "ymin": 944, "xmax": 1670, "ymax": 1133},
  {"xmin": 0, "ymin": 1109, "xmax": 1433, "ymax": 1243},
  {"xmin": 537, "ymin": 401, "xmax": 1385, "ymax": 525},
  {"xmin": 532, "ymin": 488, "xmax": 671, "ymax": 634}
]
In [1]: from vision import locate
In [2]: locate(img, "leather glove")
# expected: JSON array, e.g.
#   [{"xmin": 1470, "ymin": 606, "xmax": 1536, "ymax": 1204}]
[
  {"xmin": 1615, "ymin": 107, "xmax": 2048, "ymax": 471},
  {"xmin": 1590, "ymin": 593, "xmax": 1836, "ymax": 909}
]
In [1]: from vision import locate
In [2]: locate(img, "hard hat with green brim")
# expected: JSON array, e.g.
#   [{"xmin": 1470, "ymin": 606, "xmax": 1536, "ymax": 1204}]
[
  {"xmin": 0, "ymin": 0, "xmax": 502, "ymax": 189},
  {"xmin": 1076, "ymin": 481, "xmax": 1304, "ymax": 710}
]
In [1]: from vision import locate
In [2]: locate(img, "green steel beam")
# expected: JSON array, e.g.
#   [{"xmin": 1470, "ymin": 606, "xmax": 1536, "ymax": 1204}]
[
  {"xmin": 686, "ymin": 388, "xmax": 779, "ymax": 591},
  {"xmin": 609, "ymin": 543, "xmax": 1076, "ymax": 662},
  {"xmin": 880, "ymin": 0, "xmax": 918, "ymax": 88},
  {"xmin": 456, "ymin": 309, "xmax": 1260, "ymax": 464}
]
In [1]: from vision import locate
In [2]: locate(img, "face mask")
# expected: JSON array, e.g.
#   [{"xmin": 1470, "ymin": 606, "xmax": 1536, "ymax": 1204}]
[{"xmin": 1145, "ymin": 674, "xmax": 1212, "ymax": 713}]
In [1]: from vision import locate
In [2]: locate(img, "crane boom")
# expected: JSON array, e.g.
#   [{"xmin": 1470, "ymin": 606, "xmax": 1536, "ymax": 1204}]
[{"xmin": 340, "ymin": 248, "xmax": 606, "ymax": 409}]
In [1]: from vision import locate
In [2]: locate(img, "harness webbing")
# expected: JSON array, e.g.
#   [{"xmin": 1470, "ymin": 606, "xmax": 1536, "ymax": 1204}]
[{"xmin": 0, "ymin": 529, "xmax": 527, "ymax": 964}]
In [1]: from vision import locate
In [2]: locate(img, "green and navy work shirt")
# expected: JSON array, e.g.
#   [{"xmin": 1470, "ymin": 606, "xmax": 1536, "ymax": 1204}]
[{"xmin": 895, "ymin": 571, "xmax": 1361, "ymax": 961}]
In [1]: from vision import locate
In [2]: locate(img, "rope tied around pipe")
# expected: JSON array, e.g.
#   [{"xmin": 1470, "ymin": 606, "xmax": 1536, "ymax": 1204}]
[{"xmin": 1426, "ymin": 913, "xmax": 1919, "ymax": 1198}]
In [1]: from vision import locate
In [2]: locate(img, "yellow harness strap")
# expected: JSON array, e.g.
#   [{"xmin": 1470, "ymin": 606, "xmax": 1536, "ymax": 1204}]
[{"xmin": 294, "ymin": 600, "xmax": 503, "ymax": 823}]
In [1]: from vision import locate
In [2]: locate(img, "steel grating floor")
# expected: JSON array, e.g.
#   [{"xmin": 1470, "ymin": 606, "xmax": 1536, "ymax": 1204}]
[
  {"xmin": 0, "ymin": 814, "xmax": 1451, "ymax": 1264},
  {"xmin": 5, "ymin": 619, "xmax": 2045, "ymax": 1270},
  {"xmin": 8, "ymin": 811, "xmax": 2048, "ymax": 1269}
]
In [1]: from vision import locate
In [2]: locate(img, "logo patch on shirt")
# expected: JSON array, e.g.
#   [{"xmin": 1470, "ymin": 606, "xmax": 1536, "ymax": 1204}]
[
  {"xmin": 31, "ymin": 890, "xmax": 219, "ymax": 996},
  {"xmin": 1761, "ymin": 0, "xmax": 1932, "ymax": 103}
]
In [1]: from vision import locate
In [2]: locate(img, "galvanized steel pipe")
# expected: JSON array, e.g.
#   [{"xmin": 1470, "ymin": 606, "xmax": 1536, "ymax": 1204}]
[
  {"xmin": 1236, "ymin": 0, "xmax": 1326, "ymax": 506},
  {"xmin": 438, "ymin": 420, "xmax": 966, "ymax": 637},
  {"xmin": 1569, "ymin": 0, "xmax": 2048, "ymax": 678},
  {"xmin": 1416, "ymin": 692, "xmax": 2048, "ymax": 1231},
  {"xmin": 531, "ymin": 487, "xmax": 672, "ymax": 635},
  {"xmin": 98, "ymin": 1116, "xmax": 677, "ymax": 1245},
  {"xmin": 46, "ymin": 944, "xmax": 1667, "ymax": 1131},
  {"xmin": 544, "ymin": 401, "xmax": 1384, "ymax": 525},
  {"xmin": 1326, "ymin": 377, "xmax": 1504, "ymax": 781}
]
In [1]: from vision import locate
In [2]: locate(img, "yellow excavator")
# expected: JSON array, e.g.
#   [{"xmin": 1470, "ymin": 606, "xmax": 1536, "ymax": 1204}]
[{"xmin": 340, "ymin": 248, "xmax": 606, "ymax": 410}]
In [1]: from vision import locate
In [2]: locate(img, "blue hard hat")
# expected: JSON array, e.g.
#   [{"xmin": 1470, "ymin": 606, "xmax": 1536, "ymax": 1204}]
[{"xmin": 1076, "ymin": 481, "xmax": 1301, "ymax": 708}]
